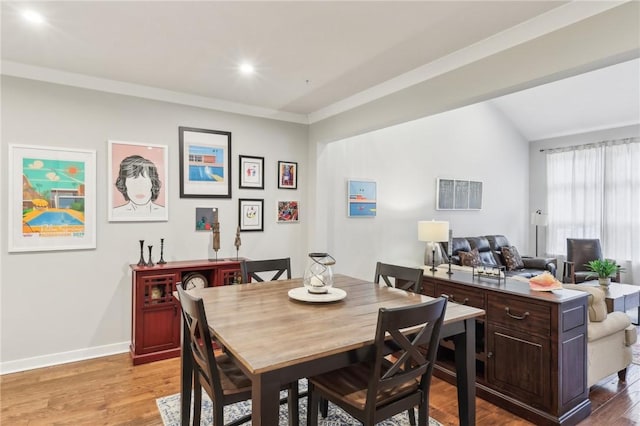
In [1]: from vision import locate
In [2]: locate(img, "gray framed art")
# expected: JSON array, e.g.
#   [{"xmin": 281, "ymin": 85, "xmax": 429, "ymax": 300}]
[{"xmin": 436, "ymin": 178, "xmax": 482, "ymax": 210}]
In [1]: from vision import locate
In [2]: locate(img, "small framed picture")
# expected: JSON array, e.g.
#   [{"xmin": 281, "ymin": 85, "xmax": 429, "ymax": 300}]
[
  {"xmin": 239, "ymin": 155, "xmax": 264, "ymax": 189},
  {"xmin": 195, "ymin": 207, "xmax": 218, "ymax": 231},
  {"xmin": 348, "ymin": 179, "xmax": 377, "ymax": 217},
  {"xmin": 238, "ymin": 198, "xmax": 264, "ymax": 232},
  {"xmin": 277, "ymin": 161, "xmax": 298, "ymax": 189},
  {"xmin": 277, "ymin": 201, "xmax": 299, "ymax": 223}
]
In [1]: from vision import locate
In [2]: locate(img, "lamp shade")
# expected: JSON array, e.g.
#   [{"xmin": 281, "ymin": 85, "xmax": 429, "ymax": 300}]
[
  {"xmin": 531, "ymin": 212, "xmax": 548, "ymax": 226},
  {"xmin": 418, "ymin": 220, "xmax": 449, "ymax": 242}
]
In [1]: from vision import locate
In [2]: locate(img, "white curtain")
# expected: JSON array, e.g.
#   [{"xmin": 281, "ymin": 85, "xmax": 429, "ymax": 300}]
[{"xmin": 546, "ymin": 138, "xmax": 640, "ymax": 284}]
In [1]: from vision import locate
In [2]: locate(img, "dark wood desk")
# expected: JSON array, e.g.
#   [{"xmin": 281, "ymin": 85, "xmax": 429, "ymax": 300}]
[{"xmin": 179, "ymin": 274, "xmax": 484, "ymax": 426}]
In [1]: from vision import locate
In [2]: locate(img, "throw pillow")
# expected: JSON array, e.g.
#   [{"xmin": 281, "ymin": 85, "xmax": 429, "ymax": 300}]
[
  {"xmin": 501, "ymin": 246, "xmax": 524, "ymax": 270},
  {"xmin": 459, "ymin": 249, "xmax": 481, "ymax": 267}
]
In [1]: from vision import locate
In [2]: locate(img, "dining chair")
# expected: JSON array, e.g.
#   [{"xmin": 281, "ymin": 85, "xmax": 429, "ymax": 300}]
[
  {"xmin": 374, "ymin": 262, "xmax": 424, "ymax": 293},
  {"xmin": 306, "ymin": 296, "xmax": 447, "ymax": 426},
  {"xmin": 176, "ymin": 285, "xmax": 299, "ymax": 426},
  {"xmin": 241, "ymin": 257, "xmax": 291, "ymax": 283},
  {"xmin": 563, "ymin": 238, "xmax": 621, "ymax": 283}
]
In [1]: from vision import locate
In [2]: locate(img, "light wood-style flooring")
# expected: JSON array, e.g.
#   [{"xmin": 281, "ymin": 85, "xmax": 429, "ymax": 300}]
[{"xmin": 2, "ymin": 349, "xmax": 639, "ymax": 426}]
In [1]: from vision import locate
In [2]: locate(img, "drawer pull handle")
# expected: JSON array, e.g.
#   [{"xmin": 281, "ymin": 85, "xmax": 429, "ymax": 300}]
[
  {"xmin": 449, "ymin": 295, "xmax": 469, "ymax": 305},
  {"xmin": 505, "ymin": 307, "xmax": 529, "ymax": 320}
]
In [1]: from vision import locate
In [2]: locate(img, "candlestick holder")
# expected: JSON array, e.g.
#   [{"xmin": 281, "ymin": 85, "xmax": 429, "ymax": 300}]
[
  {"xmin": 146, "ymin": 245, "xmax": 154, "ymax": 267},
  {"xmin": 158, "ymin": 238, "xmax": 166, "ymax": 264},
  {"xmin": 137, "ymin": 240, "xmax": 146, "ymax": 266}
]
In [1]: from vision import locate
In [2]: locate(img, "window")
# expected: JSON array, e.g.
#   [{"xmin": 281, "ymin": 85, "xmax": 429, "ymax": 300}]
[{"xmin": 546, "ymin": 138, "xmax": 639, "ymax": 281}]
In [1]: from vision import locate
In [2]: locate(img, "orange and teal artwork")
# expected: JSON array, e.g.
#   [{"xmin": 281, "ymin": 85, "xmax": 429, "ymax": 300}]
[
  {"xmin": 21, "ymin": 156, "xmax": 87, "ymax": 237},
  {"xmin": 348, "ymin": 180, "xmax": 376, "ymax": 217}
]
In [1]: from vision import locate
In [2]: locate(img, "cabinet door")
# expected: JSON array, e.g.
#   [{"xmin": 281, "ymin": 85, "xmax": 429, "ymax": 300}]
[
  {"xmin": 215, "ymin": 265, "xmax": 242, "ymax": 285},
  {"xmin": 487, "ymin": 324, "xmax": 551, "ymax": 410},
  {"xmin": 135, "ymin": 272, "xmax": 180, "ymax": 354}
]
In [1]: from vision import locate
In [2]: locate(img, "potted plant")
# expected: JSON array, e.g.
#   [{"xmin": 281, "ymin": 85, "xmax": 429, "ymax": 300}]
[{"xmin": 585, "ymin": 259, "xmax": 624, "ymax": 288}]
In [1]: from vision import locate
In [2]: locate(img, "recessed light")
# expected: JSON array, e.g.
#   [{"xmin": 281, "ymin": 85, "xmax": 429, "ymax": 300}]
[
  {"xmin": 239, "ymin": 63, "xmax": 255, "ymax": 75},
  {"xmin": 22, "ymin": 9, "xmax": 45, "ymax": 25}
]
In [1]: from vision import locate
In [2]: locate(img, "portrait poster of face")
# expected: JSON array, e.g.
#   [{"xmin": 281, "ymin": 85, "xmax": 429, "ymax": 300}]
[{"xmin": 108, "ymin": 140, "xmax": 169, "ymax": 222}]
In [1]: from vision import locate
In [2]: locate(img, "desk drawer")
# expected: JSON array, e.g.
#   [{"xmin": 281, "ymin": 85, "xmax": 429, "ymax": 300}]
[
  {"xmin": 438, "ymin": 283, "xmax": 485, "ymax": 310},
  {"xmin": 487, "ymin": 294, "xmax": 550, "ymax": 336}
]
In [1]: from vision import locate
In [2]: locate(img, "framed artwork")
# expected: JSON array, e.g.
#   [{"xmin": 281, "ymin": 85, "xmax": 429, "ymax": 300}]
[
  {"xmin": 277, "ymin": 160, "xmax": 298, "ymax": 189},
  {"xmin": 238, "ymin": 198, "xmax": 263, "ymax": 232},
  {"xmin": 277, "ymin": 201, "xmax": 299, "ymax": 223},
  {"xmin": 179, "ymin": 126, "xmax": 232, "ymax": 198},
  {"xmin": 436, "ymin": 178, "xmax": 483, "ymax": 210},
  {"xmin": 195, "ymin": 207, "xmax": 218, "ymax": 231},
  {"xmin": 8, "ymin": 144, "xmax": 97, "ymax": 252},
  {"xmin": 239, "ymin": 155, "xmax": 264, "ymax": 189},
  {"xmin": 347, "ymin": 179, "xmax": 377, "ymax": 217},
  {"xmin": 108, "ymin": 140, "xmax": 169, "ymax": 222}
]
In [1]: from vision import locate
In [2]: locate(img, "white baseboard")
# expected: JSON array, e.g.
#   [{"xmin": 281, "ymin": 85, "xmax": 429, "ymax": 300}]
[{"xmin": 0, "ymin": 342, "xmax": 130, "ymax": 375}]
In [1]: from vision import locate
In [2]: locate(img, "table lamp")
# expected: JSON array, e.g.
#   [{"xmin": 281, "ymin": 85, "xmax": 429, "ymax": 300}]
[
  {"xmin": 418, "ymin": 220, "xmax": 450, "ymax": 272},
  {"xmin": 531, "ymin": 209, "xmax": 548, "ymax": 257}
]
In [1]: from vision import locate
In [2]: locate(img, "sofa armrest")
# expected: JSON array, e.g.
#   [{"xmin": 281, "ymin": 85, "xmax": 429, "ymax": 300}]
[{"xmin": 522, "ymin": 256, "xmax": 557, "ymax": 275}]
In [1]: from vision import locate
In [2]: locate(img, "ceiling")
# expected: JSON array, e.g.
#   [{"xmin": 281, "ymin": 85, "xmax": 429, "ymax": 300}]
[{"xmin": 2, "ymin": 1, "xmax": 638, "ymax": 139}]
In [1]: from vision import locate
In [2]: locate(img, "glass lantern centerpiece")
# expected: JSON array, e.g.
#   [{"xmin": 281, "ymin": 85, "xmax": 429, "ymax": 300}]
[{"xmin": 303, "ymin": 252, "xmax": 336, "ymax": 294}]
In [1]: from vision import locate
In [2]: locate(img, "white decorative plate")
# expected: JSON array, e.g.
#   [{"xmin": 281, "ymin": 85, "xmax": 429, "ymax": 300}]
[{"xmin": 288, "ymin": 287, "xmax": 347, "ymax": 303}]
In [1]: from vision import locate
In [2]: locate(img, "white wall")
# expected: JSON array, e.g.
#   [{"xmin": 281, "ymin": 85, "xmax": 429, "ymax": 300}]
[
  {"xmin": 0, "ymin": 76, "xmax": 308, "ymax": 372},
  {"xmin": 528, "ymin": 124, "xmax": 640, "ymax": 278},
  {"xmin": 317, "ymin": 102, "xmax": 530, "ymax": 281}
]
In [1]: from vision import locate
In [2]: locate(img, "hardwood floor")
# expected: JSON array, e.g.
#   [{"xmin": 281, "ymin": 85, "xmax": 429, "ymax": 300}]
[{"xmin": 2, "ymin": 345, "xmax": 639, "ymax": 425}]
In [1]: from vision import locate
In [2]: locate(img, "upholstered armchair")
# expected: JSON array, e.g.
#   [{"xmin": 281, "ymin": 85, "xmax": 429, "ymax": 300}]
[
  {"xmin": 563, "ymin": 284, "xmax": 637, "ymax": 387},
  {"xmin": 563, "ymin": 238, "xmax": 621, "ymax": 283}
]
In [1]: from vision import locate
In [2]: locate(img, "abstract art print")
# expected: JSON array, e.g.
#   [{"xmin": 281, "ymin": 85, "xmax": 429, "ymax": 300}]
[
  {"xmin": 195, "ymin": 207, "xmax": 218, "ymax": 232},
  {"xmin": 108, "ymin": 140, "xmax": 169, "ymax": 222},
  {"xmin": 8, "ymin": 144, "xmax": 97, "ymax": 252},
  {"xmin": 277, "ymin": 160, "xmax": 297, "ymax": 189},
  {"xmin": 277, "ymin": 201, "xmax": 299, "ymax": 223},
  {"xmin": 239, "ymin": 155, "xmax": 264, "ymax": 189},
  {"xmin": 436, "ymin": 178, "xmax": 482, "ymax": 210},
  {"xmin": 347, "ymin": 179, "xmax": 376, "ymax": 217},
  {"xmin": 179, "ymin": 127, "xmax": 232, "ymax": 198},
  {"xmin": 238, "ymin": 198, "xmax": 263, "ymax": 232}
]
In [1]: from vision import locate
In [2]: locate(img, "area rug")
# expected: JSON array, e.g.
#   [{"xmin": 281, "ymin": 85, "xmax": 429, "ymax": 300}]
[{"xmin": 157, "ymin": 381, "xmax": 443, "ymax": 426}]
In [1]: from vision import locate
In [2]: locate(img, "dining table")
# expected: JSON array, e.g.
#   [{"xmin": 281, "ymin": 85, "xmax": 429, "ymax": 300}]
[{"xmin": 179, "ymin": 274, "xmax": 485, "ymax": 426}]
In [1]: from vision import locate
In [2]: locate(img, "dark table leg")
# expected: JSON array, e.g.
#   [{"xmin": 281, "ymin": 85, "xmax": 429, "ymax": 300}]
[
  {"xmin": 180, "ymin": 314, "xmax": 193, "ymax": 426},
  {"xmin": 251, "ymin": 372, "xmax": 282, "ymax": 426},
  {"xmin": 452, "ymin": 318, "xmax": 476, "ymax": 426}
]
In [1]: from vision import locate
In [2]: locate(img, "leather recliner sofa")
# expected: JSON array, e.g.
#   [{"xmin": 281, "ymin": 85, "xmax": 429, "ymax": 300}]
[{"xmin": 441, "ymin": 234, "xmax": 557, "ymax": 278}]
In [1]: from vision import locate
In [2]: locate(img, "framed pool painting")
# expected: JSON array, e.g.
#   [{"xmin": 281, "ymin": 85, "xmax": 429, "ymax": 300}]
[
  {"xmin": 347, "ymin": 179, "xmax": 377, "ymax": 217},
  {"xmin": 8, "ymin": 144, "xmax": 97, "ymax": 252},
  {"xmin": 108, "ymin": 140, "xmax": 169, "ymax": 222},
  {"xmin": 179, "ymin": 127, "xmax": 232, "ymax": 198}
]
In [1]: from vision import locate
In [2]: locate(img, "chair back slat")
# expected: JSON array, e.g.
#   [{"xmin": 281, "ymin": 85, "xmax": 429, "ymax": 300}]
[
  {"xmin": 241, "ymin": 258, "xmax": 292, "ymax": 283},
  {"xmin": 374, "ymin": 262, "xmax": 423, "ymax": 293},
  {"xmin": 367, "ymin": 297, "xmax": 447, "ymax": 410}
]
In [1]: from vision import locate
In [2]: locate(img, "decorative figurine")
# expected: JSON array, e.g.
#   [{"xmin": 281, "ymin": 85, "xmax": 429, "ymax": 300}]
[
  {"xmin": 234, "ymin": 226, "xmax": 241, "ymax": 260},
  {"xmin": 158, "ymin": 238, "xmax": 167, "ymax": 264},
  {"xmin": 146, "ymin": 245, "xmax": 154, "ymax": 267},
  {"xmin": 212, "ymin": 221, "xmax": 221, "ymax": 262},
  {"xmin": 137, "ymin": 240, "xmax": 146, "ymax": 266}
]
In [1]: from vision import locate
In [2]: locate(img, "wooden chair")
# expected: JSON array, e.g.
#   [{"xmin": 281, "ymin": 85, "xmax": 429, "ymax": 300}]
[
  {"xmin": 374, "ymin": 262, "xmax": 424, "ymax": 293},
  {"xmin": 241, "ymin": 257, "xmax": 291, "ymax": 283},
  {"xmin": 307, "ymin": 296, "xmax": 448, "ymax": 426},
  {"xmin": 563, "ymin": 238, "xmax": 621, "ymax": 283},
  {"xmin": 176, "ymin": 285, "xmax": 299, "ymax": 426}
]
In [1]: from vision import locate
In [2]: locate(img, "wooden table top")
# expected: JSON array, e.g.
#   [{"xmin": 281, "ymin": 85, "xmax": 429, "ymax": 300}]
[{"xmin": 187, "ymin": 274, "xmax": 484, "ymax": 375}]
